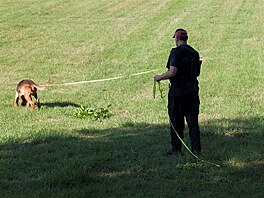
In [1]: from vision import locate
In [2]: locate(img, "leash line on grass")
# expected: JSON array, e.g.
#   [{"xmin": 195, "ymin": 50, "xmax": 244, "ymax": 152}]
[
  {"xmin": 40, "ymin": 69, "xmax": 220, "ymax": 167},
  {"xmin": 153, "ymin": 80, "xmax": 221, "ymax": 167},
  {"xmin": 45, "ymin": 69, "xmax": 159, "ymax": 87}
]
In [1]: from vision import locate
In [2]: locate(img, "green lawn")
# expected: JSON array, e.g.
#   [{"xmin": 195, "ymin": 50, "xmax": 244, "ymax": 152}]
[{"xmin": 0, "ymin": 0, "xmax": 263, "ymax": 197}]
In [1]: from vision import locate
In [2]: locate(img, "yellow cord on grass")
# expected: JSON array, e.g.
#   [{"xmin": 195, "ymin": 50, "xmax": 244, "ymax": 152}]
[{"xmin": 153, "ymin": 80, "xmax": 220, "ymax": 167}]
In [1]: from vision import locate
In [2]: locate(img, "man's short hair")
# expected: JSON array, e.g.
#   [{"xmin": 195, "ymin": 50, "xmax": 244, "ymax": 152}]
[{"xmin": 173, "ymin": 28, "xmax": 188, "ymax": 42}]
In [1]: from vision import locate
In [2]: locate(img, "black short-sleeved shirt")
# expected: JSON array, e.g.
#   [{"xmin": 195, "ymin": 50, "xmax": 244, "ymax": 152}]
[{"xmin": 166, "ymin": 45, "xmax": 201, "ymax": 96}]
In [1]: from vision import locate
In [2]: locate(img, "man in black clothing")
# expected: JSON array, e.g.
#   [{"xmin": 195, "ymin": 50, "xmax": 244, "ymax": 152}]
[{"xmin": 154, "ymin": 28, "xmax": 202, "ymax": 156}]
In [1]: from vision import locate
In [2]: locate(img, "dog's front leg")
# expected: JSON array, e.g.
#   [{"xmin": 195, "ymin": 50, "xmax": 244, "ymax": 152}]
[{"xmin": 15, "ymin": 93, "xmax": 19, "ymax": 107}]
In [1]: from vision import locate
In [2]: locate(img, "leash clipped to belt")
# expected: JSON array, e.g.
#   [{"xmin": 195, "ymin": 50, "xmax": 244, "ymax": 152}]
[{"xmin": 153, "ymin": 80, "xmax": 220, "ymax": 167}]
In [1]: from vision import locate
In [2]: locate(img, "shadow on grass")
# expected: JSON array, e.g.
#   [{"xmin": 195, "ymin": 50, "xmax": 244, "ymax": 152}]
[
  {"xmin": 41, "ymin": 101, "xmax": 81, "ymax": 108},
  {"xmin": 0, "ymin": 117, "xmax": 263, "ymax": 197}
]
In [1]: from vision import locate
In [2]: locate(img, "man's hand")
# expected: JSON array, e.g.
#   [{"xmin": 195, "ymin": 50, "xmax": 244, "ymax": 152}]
[
  {"xmin": 154, "ymin": 75, "xmax": 162, "ymax": 82},
  {"xmin": 154, "ymin": 66, "xmax": 177, "ymax": 82}
]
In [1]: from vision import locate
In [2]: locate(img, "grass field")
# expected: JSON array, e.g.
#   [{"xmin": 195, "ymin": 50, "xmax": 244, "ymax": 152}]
[{"xmin": 0, "ymin": 0, "xmax": 264, "ymax": 197}]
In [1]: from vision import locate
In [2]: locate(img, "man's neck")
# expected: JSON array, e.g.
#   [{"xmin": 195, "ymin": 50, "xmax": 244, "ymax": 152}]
[{"xmin": 176, "ymin": 41, "xmax": 187, "ymax": 47}]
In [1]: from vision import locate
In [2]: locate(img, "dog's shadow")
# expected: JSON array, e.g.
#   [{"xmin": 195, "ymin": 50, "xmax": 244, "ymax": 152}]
[{"xmin": 40, "ymin": 101, "xmax": 81, "ymax": 108}]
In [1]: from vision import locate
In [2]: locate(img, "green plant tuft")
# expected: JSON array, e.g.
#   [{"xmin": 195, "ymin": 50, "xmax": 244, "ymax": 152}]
[{"xmin": 74, "ymin": 105, "xmax": 111, "ymax": 121}]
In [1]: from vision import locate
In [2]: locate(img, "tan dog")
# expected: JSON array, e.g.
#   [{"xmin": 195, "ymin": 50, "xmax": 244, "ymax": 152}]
[{"xmin": 15, "ymin": 79, "xmax": 50, "ymax": 108}]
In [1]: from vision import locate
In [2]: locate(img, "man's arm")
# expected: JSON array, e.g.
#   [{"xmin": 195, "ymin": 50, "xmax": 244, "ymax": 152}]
[{"xmin": 154, "ymin": 66, "xmax": 177, "ymax": 82}]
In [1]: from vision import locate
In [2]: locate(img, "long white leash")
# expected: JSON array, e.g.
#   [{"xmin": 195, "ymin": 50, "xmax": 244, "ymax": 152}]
[{"xmin": 46, "ymin": 69, "xmax": 159, "ymax": 86}]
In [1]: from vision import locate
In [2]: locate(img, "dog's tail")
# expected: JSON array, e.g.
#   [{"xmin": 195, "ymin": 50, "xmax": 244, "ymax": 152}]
[{"xmin": 33, "ymin": 79, "xmax": 50, "ymax": 90}]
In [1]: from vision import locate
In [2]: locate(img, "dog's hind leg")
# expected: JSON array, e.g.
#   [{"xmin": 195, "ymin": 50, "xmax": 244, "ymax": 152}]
[
  {"xmin": 32, "ymin": 89, "xmax": 40, "ymax": 108},
  {"xmin": 37, "ymin": 98, "xmax": 40, "ymax": 108},
  {"xmin": 26, "ymin": 99, "xmax": 35, "ymax": 109},
  {"xmin": 24, "ymin": 92, "xmax": 35, "ymax": 109}
]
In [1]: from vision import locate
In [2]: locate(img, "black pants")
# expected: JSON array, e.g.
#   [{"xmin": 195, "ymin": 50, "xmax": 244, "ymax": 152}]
[{"xmin": 168, "ymin": 92, "xmax": 201, "ymax": 152}]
